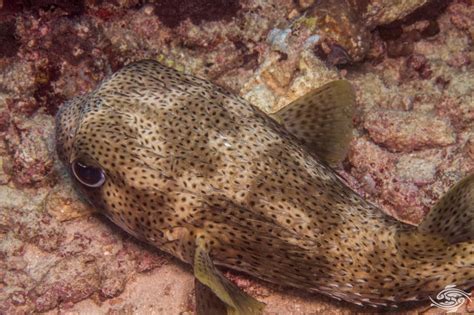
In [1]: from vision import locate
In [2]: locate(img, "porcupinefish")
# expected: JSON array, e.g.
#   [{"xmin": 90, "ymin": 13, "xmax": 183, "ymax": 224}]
[{"xmin": 55, "ymin": 59, "xmax": 473, "ymax": 314}]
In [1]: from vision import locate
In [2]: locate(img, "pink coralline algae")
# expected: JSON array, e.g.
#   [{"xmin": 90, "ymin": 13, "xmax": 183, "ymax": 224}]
[{"xmin": 364, "ymin": 109, "xmax": 456, "ymax": 152}]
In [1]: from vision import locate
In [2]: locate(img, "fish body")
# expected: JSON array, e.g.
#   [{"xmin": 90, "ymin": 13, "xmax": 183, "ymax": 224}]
[{"xmin": 56, "ymin": 60, "xmax": 474, "ymax": 312}]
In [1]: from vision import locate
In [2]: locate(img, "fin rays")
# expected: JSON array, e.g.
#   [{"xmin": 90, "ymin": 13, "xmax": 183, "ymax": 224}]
[{"xmin": 271, "ymin": 80, "xmax": 355, "ymax": 166}]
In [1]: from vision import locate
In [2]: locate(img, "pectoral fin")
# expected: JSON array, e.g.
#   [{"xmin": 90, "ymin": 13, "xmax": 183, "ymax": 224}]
[
  {"xmin": 194, "ymin": 241, "xmax": 265, "ymax": 315},
  {"xmin": 418, "ymin": 174, "xmax": 474, "ymax": 244},
  {"xmin": 195, "ymin": 278, "xmax": 228, "ymax": 315},
  {"xmin": 271, "ymin": 80, "xmax": 355, "ymax": 166}
]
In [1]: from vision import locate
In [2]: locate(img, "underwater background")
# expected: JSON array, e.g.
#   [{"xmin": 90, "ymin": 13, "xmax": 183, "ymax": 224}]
[{"xmin": 0, "ymin": 0, "xmax": 472, "ymax": 313}]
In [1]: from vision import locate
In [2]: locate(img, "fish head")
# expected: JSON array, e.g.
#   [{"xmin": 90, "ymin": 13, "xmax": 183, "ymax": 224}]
[
  {"xmin": 55, "ymin": 90, "xmax": 152, "ymax": 238},
  {"xmin": 55, "ymin": 95, "xmax": 85, "ymax": 168},
  {"xmin": 55, "ymin": 94, "xmax": 113, "ymax": 207}
]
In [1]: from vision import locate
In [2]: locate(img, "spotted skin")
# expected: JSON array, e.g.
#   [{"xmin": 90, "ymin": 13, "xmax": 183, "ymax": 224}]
[{"xmin": 56, "ymin": 60, "xmax": 474, "ymax": 308}]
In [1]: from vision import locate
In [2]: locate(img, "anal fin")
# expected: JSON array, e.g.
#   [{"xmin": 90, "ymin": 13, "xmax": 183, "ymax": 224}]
[
  {"xmin": 271, "ymin": 80, "xmax": 355, "ymax": 166},
  {"xmin": 418, "ymin": 174, "xmax": 474, "ymax": 244},
  {"xmin": 194, "ymin": 240, "xmax": 265, "ymax": 315}
]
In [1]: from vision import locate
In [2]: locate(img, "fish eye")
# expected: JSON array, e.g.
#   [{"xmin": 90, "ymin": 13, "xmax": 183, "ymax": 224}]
[{"xmin": 71, "ymin": 160, "xmax": 105, "ymax": 188}]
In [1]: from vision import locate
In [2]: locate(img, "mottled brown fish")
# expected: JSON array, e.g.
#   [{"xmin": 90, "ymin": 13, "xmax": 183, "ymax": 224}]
[{"xmin": 55, "ymin": 60, "xmax": 474, "ymax": 314}]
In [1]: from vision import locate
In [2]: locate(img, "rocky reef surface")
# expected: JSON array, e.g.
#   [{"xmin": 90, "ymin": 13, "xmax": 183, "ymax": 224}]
[{"xmin": 0, "ymin": 0, "xmax": 472, "ymax": 314}]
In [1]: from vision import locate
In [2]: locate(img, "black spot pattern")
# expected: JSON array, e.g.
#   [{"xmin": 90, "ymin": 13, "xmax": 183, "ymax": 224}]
[{"xmin": 55, "ymin": 60, "xmax": 474, "ymax": 308}]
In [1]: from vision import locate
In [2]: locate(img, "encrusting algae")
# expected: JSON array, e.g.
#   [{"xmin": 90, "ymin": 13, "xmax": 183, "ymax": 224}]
[
  {"xmin": 55, "ymin": 59, "xmax": 473, "ymax": 314},
  {"xmin": 289, "ymin": 0, "xmax": 432, "ymax": 64}
]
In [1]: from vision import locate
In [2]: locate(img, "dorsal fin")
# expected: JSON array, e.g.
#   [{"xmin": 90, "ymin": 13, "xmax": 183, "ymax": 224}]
[
  {"xmin": 271, "ymin": 80, "xmax": 355, "ymax": 166},
  {"xmin": 418, "ymin": 174, "xmax": 474, "ymax": 244}
]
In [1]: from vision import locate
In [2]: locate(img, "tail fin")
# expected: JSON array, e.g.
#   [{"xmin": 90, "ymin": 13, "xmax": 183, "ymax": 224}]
[{"xmin": 418, "ymin": 174, "xmax": 474, "ymax": 244}]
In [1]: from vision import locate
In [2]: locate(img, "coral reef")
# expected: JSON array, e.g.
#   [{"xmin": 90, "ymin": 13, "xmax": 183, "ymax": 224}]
[
  {"xmin": 281, "ymin": 0, "xmax": 440, "ymax": 64},
  {"xmin": 0, "ymin": 0, "xmax": 472, "ymax": 313}
]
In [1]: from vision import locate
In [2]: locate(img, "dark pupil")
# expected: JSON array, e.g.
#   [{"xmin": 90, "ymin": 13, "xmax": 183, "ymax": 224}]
[{"xmin": 72, "ymin": 161, "xmax": 105, "ymax": 187}]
